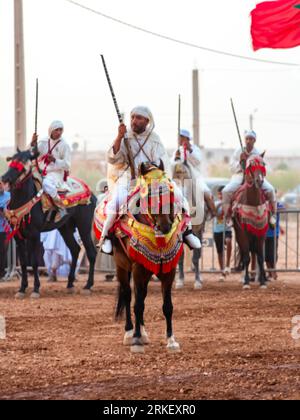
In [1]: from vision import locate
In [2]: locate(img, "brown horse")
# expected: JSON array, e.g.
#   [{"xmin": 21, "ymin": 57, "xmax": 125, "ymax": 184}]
[
  {"xmin": 232, "ymin": 154, "xmax": 269, "ymax": 290},
  {"xmin": 97, "ymin": 162, "xmax": 183, "ymax": 353}
]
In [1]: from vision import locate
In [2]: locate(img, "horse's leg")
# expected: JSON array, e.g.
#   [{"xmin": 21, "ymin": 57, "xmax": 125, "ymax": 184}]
[
  {"xmin": 176, "ymin": 250, "xmax": 185, "ymax": 289},
  {"xmin": 58, "ymin": 225, "xmax": 80, "ymax": 291},
  {"xmin": 115, "ymin": 267, "xmax": 134, "ymax": 345},
  {"xmin": 28, "ymin": 235, "xmax": 41, "ymax": 298},
  {"xmin": 242, "ymin": 251, "xmax": 251, "ymax": 289},
  {"xmin": 160, "ymin": 269, "xmax": 180, "ymax": 351},
  {"xmin": 15, "ymin": 239, "xmax": 28, "ymax": 298},
  {"xmin": 192, "ymin": 248, "xmax": 203, "ymax": 289},
  {"xmin": 257, "ymin": 239, "xmax": 267, "ymax": 289},
  {"xmin": 131, "ymin": 266, "xmax": 152, "ymax": 353},
  {"xmin": 75, "ymin": 218, "xmax": 97, "ymax": 291}
]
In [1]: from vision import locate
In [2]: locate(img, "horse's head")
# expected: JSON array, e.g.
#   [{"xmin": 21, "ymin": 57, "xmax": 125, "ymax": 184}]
[
  {"xmin": 245, "ymin": 153, "xmax": 266, "ymax": 189},
  {"xmin": 1, "ymin": 148, "xmax": 39, "ymax": 190},
  {"xmin": 138, "ymin": 160, "xmax": 174, "ymax": 235}
]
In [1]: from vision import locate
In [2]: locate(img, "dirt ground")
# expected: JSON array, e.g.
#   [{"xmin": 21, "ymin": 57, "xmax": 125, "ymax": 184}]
[{"xmin": 0, "ymin": 272, "xmax": 300, "ymax": 400}]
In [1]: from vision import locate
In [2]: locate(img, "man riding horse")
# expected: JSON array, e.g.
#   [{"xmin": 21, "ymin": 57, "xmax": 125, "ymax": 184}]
[
  {"xmin": 98, "ymin": 106, "xmax": 201, "ymax": 254},
  {"xmin": 31, "ymin": 120, "xmax": 71, "ymax": 217},
  {"xmin": 171, "ymin": 129, "xmax": 214, "ymax": 290},
  {"xmin": 222, "ymin": 130, "xmax": 276, "ymax": 226},
  {"xmin": 172, "ymin": 129, "xmax": 215, "ymax": 216}
]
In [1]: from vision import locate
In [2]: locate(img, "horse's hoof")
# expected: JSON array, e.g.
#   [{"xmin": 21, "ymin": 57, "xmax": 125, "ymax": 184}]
[
  {"xmin": 81, "ymin": 289, "xmax": 92, "ymax": 296},
  {"xmin": 123, "ymin": 330, "xmax": 134, "ymax": 346},
  {"xmin": 141, "ymin": 326, "xmax": 150, "ymax": 345},
  {"xmin": 30, "ymin": 292, "xmax": 40, "ymax": 300},
  {"xmin": 175, "ymin": 280, "xmax": 184, "ymax": 290},
  {"xmin": 194, "ymin": 281, "xmax": 203, "ymax": 290},
  {"xmin": 131, "ymin": 337, "xmax": 145, "ymax": 353},
  {"xmin": 260, "ymin": 284, "xmax": 267, "ymax": 290},
  {"xmin": 243, "ymin": 284, "xmax": 251, "ymax": 290},
  {"xmin": 15, "ymin": 292, "xmax": 26, "ymax": 300},
  {"xmin": 167, "ymin": 336, "xmax": 181, "ymax": 353},
  {"xmin": 131, "ymin": 345, "xmax": 145, "ymax": 354},
  {"xmin": 66, "ymin": 288, "xmax": 76, "ymax": 295}
]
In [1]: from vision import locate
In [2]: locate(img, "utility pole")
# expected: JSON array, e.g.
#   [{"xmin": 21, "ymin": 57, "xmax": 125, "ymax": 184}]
[
  {"xmin": 249, "ymin": 108, "xmax": 258, "ymax": 131},
  {"xmin": 14, "ymin": 0, "xmax": 27, "ymax": 150},
  {"xmin": 192, "ymin": 69, "xmax": 200, "ymax": 147}
]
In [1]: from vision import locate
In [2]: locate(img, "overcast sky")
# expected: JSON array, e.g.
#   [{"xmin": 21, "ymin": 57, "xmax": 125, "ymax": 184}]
[{"xmin": 1, "ymin": 0, "xmax": 300, "ymax": 153}]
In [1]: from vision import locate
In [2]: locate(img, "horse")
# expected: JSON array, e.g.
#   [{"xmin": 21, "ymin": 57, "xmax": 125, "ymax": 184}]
[
  {"xmin": 94, "ymin": 162, "xmax": 184, "ymax": 353},
  {"xmin": 172, "ymin": 159, "xmax": 206, "ymax": 289},
  {"xmin": 1, "ymin": 149, "xmax": 97, "ymax": 298},
  {"xmin": 231, "ymin": 154, "xmax": 269, "ymax": 290}
]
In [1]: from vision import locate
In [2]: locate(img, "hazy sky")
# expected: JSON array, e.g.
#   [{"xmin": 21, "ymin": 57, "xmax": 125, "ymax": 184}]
[{"xmin": 1, "ymin": 0, "xmax": 300, "ymax": 153}]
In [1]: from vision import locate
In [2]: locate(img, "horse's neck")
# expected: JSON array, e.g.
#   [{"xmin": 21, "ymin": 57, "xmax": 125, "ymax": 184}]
[
  {"xmin": 10, "ymin": 176, "xmax": 36, "ymax": 210},
  {"xmin": 245, "ymin": 183, "xmax": 263, "ymax": 207}
]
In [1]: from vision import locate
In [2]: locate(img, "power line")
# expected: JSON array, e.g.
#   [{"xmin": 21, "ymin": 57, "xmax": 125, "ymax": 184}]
[{"xmin": 65, "ymin": 0, "xmax": 299, "ymax": 67}]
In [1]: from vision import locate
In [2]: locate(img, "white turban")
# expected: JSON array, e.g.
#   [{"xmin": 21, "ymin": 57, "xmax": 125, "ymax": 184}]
[
  {"xmin": 131, "ymin": 106, "xmax": 154, "ymax": 122},
  {"xmin": 48, "ymin": 120, "xmax": 64, "ymax": 138},
  {"xmin": 244, "ymin": 130, "xmax": 257, "ymax": 140},
  {"xmin": 180, "ymin": 129, "xmax": 192, "ymax": 140}
]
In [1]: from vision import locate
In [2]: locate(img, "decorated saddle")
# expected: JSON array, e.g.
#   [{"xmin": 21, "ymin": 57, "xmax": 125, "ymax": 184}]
[
  {"xmin": 94, "ymin": 169, "xmax": 188, "ymax": 275},
  {"xmin": 32, "ymin": 165, "xmax": 91, "ymax": 212},
  {"xmin": 232, "ymin": 184, "xmax": 269, "ymax": 237}
]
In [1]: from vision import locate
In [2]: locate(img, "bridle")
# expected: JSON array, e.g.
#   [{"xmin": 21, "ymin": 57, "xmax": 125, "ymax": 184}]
[{"xmin": 8, "ymin": 160, "xmax": 33, "ymax": 189}]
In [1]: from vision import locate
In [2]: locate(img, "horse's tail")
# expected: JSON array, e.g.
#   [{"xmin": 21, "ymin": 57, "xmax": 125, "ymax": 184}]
[{"xmin": 115, "ymin": 272, "xmax": 131, "ymax": 320}]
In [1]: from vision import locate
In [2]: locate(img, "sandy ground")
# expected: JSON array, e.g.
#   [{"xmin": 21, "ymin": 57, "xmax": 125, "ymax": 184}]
[{"xmin": 0, "ymin": 273, "xmax": 300, "ymax": 400}]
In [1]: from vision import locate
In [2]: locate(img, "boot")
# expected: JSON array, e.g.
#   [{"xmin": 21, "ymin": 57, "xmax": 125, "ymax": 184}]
[
  {"xmin": 96, "ymin": 212, "xmax": 117, "ymax": 254},
  {"xmin": 183, "ymin": 228, "xmax": 201, "ymax": 250}
]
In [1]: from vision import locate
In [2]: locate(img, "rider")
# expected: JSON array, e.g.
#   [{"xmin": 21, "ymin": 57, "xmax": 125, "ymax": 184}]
[
  {"xmin": 99, "ymin": 106, "xmax": 202, "ymax": 254},
  {"xmin": 31, "ymin": 121, "xmax": 71, "ymax": 215},
  {"xmin": 172, "ymin": 129, "xmax": 216, "ymax": 216},
  {"xmin": 222, "ymin": 130, "xmax": 276, "ymax": 225}
]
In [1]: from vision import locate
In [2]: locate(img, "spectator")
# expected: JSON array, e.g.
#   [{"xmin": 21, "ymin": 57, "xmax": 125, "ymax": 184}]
[
  {"xmin": 265, "ymin": 201, "xmax": 285, "ymax": 280},
  {"xmin": 214, "ymin": 186, "xmax": 233, "ymax": 282},
  {"xmin": 0, "ymin": 181, "xmax": 10, "ymax": 281},
  {"xmin": 41, "ymin": 229, "xmax": 81, "ymax": 282}
]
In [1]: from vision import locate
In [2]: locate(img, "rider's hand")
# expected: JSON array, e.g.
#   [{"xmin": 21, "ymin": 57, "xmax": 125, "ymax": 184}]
[
  {"xmin": 181, "ymin": 138, "xmax": 192, "ymax": 152},
  {"xmin": 47, "ymin": 155, "xmax": 56, "ymax": 163},
  {"xmin": 175, "ymin": 149, "xmax": 181, "ymax": 160},
  {"xmin": 31, "ymin": 133, "xmax": 38, "ymax": 146},
  {"xmin": 240, "ymin": 151, "xmax": 248, "ymax": 163},
  {"xmin": 117, "ymin": 124, "xmax": 127, "ymax": 140}
]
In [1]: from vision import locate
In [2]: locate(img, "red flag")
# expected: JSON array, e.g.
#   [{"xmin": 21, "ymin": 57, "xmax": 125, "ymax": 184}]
[{"xmin": 251, "ymin": 0, "xmax": 300, "ymax": 50}]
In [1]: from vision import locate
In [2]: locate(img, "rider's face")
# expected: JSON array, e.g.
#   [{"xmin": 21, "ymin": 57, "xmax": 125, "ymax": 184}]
[
  {"xmin": 131, "ymin": 114, "xmax": 149, "ymax": 134},
  {"xmin": 51, "ymin": 128, "xmax": 63, "ymax": 141},
  {"xmin": 245, "ymin": 136, "xmax": 256, "ymax": 152}
]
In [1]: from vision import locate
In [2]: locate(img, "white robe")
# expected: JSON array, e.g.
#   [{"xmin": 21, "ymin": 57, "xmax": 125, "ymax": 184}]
[
  {"xmin": 107, "ymin": 128, "xmax": 171, "ymax": 192},
  {"xmin": 37, "ymin": 137, "xmax": 71, "ymax": 196},
  {"xmin": 170, "ymin": 145, "xmax": 205, "ymax": 224}
]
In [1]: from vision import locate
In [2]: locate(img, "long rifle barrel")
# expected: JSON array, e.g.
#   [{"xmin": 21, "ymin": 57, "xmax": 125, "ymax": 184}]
[
  {"xmin": 34, "ymin": 78, "xmax": 39, "ymax": 134},
  {"xmin": 100, "ymin": 55, "xmax": 135, "ymax": 180},
  {"xmin": 178, "ymin": 94, "xmax": 181, "ymax": 147},
  {"xmin": 230, "ymin": 98, "xmax": 243, "ymax": 151}
]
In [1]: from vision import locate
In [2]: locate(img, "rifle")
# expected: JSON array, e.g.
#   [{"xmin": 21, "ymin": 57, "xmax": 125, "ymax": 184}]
[
  {"xmin": 34, "ymin": 78, "xmax": 39, "ymax": 134},
  {"xmin": 230, "ymin": 98, "xmax": 245, "ymax": 170},
  {"xmin": 100, "ymin": 55, "xmax": 136, "ymax": 180}
]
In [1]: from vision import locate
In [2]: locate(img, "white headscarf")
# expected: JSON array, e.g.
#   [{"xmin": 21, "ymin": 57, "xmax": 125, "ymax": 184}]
[
  {"xmin": 130, "ymin": 106, "xmax": 155, "ymax": 135},
  {"xmin": 48, "ymin": 120, "xmax": 64, "ymax": 139},
  {"xmin": 244, "ymin": 130, "xmax": 257, "ymax": 140}
]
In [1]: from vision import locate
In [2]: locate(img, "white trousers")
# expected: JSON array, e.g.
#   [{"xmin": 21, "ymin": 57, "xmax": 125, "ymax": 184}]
[
  {"xmin": 222, "ymin": 174, "xmax": 276, "ymax": 205},
  {"xmin": 42, "ymin": 173, "xmax": 68, "ymax": 199}
]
